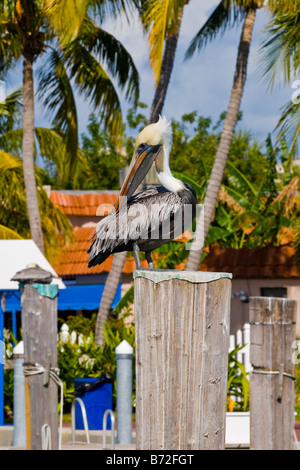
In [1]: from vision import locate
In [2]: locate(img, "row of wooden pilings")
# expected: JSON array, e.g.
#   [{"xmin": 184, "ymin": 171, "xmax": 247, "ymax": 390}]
[{"xmin": 12, "ymin": 267, "xmax": 297, "ymax": 450}]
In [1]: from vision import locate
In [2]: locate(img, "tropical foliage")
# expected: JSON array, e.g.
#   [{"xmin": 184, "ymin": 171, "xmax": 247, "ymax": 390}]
[
  {"xmin": 0, "ymin": 89, "xmax": 73, "ymax": 262},
  {"xmin": 227, "ymin": 344, "xmax": 249, "ymax": 412},
  {"xmin": 260, "ymin": 4, "xmax": 300, "ymax": 159},
  {"xmin": 0, "ymin": 149, "xmax": 73, "ymax": 263},
  {"xmin": 0, "ymin": 0, "xmax": 140, "ymax": 254},
  {"xmin": 150, "ymin": 111, "xmax": 300, "ymax": 268},
  {"xmin": 57, "ymin": 310, "xmax": 135, "ymax": 411}
]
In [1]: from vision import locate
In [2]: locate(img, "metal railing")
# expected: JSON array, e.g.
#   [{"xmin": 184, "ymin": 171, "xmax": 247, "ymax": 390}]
[
  {"xmin": 71, "ymin": 397, "xmax": 90, "ymax": 444},
  {"xmin": 102, "ymin": 409, "xmax": 116, "ymax": 450}
]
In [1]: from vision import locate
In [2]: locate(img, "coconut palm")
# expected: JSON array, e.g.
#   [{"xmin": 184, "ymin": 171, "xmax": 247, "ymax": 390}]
[
  {"xmin": 259, "ymin": 5, "xmax": 300, "ymax": 158},
  {"xmin": 185, "ymin": 0, "xmax": 299, "ymax": 270},
  {"xmin": 0, "ymin": 149, "xmax": 74, "ymax": 263},
  {"xmin": 0, "ymin": 87, "xmax": 73, "ymax": 261},
  {"xmin": 141, "ymin": 0, "xmax": 189, "ymax": 123},
  {"xmin": 183, "ymin": 1, "xmax": 257, "ymax": 270},
  {"xmin": 0, "ymin": 0, "xmax": 139, "ymax": 253},
  {"xmin": 94, "ymin": 1, "xmax": 192, "ymax": 345}
]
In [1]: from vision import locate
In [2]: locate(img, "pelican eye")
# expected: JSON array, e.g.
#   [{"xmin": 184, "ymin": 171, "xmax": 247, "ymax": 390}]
[{"xmin": 138, "ymin": 143, "xmax": 147, "ymax": 151}]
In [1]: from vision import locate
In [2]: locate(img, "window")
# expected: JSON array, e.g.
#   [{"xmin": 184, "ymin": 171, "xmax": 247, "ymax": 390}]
[{"xmin": 260, "ymin": 287, "xmax": 287, "ymax": 298}]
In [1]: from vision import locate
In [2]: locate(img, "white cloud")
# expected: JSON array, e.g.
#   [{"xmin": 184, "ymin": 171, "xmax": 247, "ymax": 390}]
[{"xmin": 6, "ymin": 0, "xmax": 294, "ymax": 150}]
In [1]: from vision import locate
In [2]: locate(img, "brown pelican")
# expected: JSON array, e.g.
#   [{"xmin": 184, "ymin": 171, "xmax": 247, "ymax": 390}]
[{"xmin": 88, "ymin": 116, "xmax": 197, "ymax": 269}]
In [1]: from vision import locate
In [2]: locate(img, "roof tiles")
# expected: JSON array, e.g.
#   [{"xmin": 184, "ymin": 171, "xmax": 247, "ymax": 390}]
[
  {"xmin": 50, "ymin": 190, "xmax": 118, "ymax": 216},
  {"xmin": 50, "ymin": 191, "xmax": 300, "ymax": 279},
  {"xmin": 200, "ymin": 246, "xmax": 300, "ymax": 278},
  {"xmin": 54, "ymin": 226, "xmax": 149, "ymax": 277}
]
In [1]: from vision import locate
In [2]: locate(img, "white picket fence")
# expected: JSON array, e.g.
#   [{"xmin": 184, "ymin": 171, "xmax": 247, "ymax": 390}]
[
  {"xmin": 59, "ymin": 322, "xmax": 252, "ymax": 372},
  {"xmin": 229, "ymin": 323, "xmax": 251, "ymax": 373},
  {"xmin": 58, "ymin": 323, "xmax": 90, "ymax": 345}
]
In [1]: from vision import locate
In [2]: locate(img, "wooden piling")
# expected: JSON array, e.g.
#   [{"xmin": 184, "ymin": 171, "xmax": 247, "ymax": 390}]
[
  {"xmin": 11, "ymin": 267, "xmax": 59, "ymax": 450},
  {"xmin": 134, "ymin": 270, "xmax": 232, "ymax": 450},
  {"xmin": 249, "ymin": 297, "xmax": 297, "ymax": 450}
]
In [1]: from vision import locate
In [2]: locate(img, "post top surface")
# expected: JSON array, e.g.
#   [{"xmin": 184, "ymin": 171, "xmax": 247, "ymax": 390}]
[
  {"xmin": 11, "ymin": 264, "xmax": 53, "ymax": 284},
  {"xmin": 133, "ymin": 269, "xmax": 232, "ymax": 284},
  {"xmin": 116, "ymin": 339, "xmax": 134, "ymax": 355},
  {"xmin": 13, "ymin": 340, "xmax": 24, "ymax": 355}
]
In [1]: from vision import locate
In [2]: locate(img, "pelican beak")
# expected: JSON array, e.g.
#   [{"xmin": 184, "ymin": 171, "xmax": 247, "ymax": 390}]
[{"xmin": 114, "ymin": 144, "xmax": 161, "ymax": 211}]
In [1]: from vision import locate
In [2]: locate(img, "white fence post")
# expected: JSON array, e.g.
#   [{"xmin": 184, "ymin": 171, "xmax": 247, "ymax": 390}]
[{"xmin": 229, "ymin": 323, "xmax": 251, "ymax": 373}]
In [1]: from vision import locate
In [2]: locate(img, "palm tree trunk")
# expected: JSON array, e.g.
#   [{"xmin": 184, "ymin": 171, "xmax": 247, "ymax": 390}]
[
  {"xmin": 185, "ymin": 7, "xmax": 256, "ymax": 271},
  {"xmin": 94, "ymin": 7, "xmax": 185, "ymax": 344},
  {"xmin": 149, "ymin": 7, "xmax": 183, "ymax": 123},
  {"xmin": 22, "ymin": 53, "xmax": 44, "ymax": 253},
  {"xmin": 95, "ymin": 251, "xmax": 127, "ymax": 345}
]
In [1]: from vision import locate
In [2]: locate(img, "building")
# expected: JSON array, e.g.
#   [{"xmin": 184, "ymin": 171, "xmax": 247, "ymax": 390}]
[
  {"xmin": 201, "ymin": 245, "xmax": 300, "ymax": 337},
  {"xmin": 49, "ymin": 189, "xmax": 300, "ymax": 336}
]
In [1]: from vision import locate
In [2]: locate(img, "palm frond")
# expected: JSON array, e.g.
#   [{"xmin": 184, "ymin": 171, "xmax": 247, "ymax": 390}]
[
  {"xmin": 44, "ymin": 0, "xmax": 90, "ymax": 44},
  {"xmin": 142, "ymin": 0, "xmax": 186, "ymax": 84},
  {"xmin": 77, "ymin": 18, "xmax": 139, "ymax": 105},
  {"xmin": 113, "ymin": 285, "xmax": 134, "ymax": 315},
  {"xmin": 0, "ymin": 224, "xmax": 23, "ymax": 240},
  {"xmin": 0, "ymin": 149, "xmax": 73, "ymax": 259},
  {"xmin": 185, "ymin": 0, "xmax": 246, "ymax": 59},
  {"xmin": 36, "ymin": 48, "xmax": 78, "ymax": 180},
  {"xmin": 276, "ymin": 100, "xmax": 300, "ymax": 159},
  {"xmin": 64, "ymin": 38, "xmax": 123, "ymax": 134},
  {"xmin": 34, "ymin": 126, "xmax": 67, "ymax": 175},
  {"xmin": 89, "ymin": 0, "xmax": 138, "ymax": 22},
  {"xmin": 0, "ymin": 87, "xmax": 23, "ymax": 131},
  {"xmin": 259, "ymin": 9, "xmax": 300, "ymax": 89},
  {"xmin": 0, "ymin": 128, "xmax": 23, "ymax": 155}
]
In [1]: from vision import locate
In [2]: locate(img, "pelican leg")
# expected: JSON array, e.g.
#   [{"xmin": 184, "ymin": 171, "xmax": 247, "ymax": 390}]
[
  {"xmin": 145, "ymin": 251, "xmax": 155, "ymax": 269},
  {"xmin": 133, "ymin": 244, "xmax": 142, "ymax": 269}
]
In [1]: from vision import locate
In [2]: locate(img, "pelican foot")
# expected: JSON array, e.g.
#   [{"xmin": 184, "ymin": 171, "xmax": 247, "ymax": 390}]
[
  {"xmin": 133, "ymin": 244, "xmax": 142, "ymax": 270},
  {"xmin": 145, "ymin": 251, "xmax": 155, "ymax": 269}
]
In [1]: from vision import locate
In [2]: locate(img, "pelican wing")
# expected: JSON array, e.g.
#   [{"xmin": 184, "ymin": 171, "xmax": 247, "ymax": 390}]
[{"xmin": 88, "ymin": 185, "xmax": 195, "ymax": 267}]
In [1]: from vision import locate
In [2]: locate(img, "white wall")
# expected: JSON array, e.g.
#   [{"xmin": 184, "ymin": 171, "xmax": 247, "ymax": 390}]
[{"xmin": 230, "ymin": 278, "xmax": 300, "ymax": 338}]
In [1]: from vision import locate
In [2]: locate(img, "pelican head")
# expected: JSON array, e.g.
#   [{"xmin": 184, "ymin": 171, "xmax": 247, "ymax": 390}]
[{"xmin": 115, "ymin": 116, "xmax": 173, "ymax": 210}]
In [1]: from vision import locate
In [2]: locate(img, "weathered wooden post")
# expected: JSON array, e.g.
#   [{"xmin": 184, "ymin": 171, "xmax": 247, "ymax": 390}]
[
  {"xmin": 11, "ymin": 265, "xmax": 59, "ymax": 450},
  {"xmin": 134, "ymin": 270, "xmax": 232, "ymax": 450},
  {"xmin": 249, "ymin": 297, "xmax": 297, "ymax": 450}
]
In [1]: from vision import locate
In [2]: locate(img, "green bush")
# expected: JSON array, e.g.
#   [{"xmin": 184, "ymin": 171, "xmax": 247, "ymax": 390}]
[
  {"xmin": 227, "ymin": 344, "xmax": 250, "ymax": 412},
  {"xmin": 3, "ymin": 329, "xmax": 17, "ymax": 421},
  {"xmin": 295, "ymin": 363, "xmax": 300, "ymax": 408},
  {"xmin": 57, "ymin": 310, "xmax": 135, "ymax": 412},
  {"xmin": 58, "ymin": 313, "xmax": 97, "ymax": 337}
]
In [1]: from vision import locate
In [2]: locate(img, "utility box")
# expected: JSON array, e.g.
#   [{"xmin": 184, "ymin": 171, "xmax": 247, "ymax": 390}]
[{"xmin": 74, "ymin": 375, "xmax": 113, "ymax": 430}]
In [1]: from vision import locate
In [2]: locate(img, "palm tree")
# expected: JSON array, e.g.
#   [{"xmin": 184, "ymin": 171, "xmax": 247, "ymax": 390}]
[
  {"xmin": 185, "ymin": 0, "xmax": 300, "ymax": 270},
  {"xmin": 141, "ymin": 0, "xmax": 189, "ymax": 123},
  {"xmin": 95, "ymin": 0, "xmax": 190, "ymax": 344},
  {"xmin": 184, "ymin": 1, "xmax": 258, "ymax": 270},
  {"xmin": 0, "ymin": 149, "xmax": 74, "ymax": 263},
  {"xmin": 0, "ymin": 88, "xmax": 73, "ymax": 261},
  {"xmin": 259, "ymin": 5, "xmax": 300, "ymax": 159},
  {"xmin": 0, "ymin": 0, "xmax": 139, "ymax": 253}
]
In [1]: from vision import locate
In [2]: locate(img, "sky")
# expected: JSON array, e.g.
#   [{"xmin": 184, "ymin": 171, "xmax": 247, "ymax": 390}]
[{"xmin": 5, "ymin": 0, "xmax": 296, "ymax": 151}]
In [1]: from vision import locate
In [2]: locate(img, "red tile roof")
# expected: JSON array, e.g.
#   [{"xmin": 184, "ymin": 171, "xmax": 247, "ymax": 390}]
[
  {"xmin": 54, "ymin": 226, "xmax": 148, "ymax": 277},
  {"xmin": 50, "ymin": 191, "xmax": 300, "ymax": 279},
  {"xmin": 54, "ymin": 226, "xmax": 194, "ymax": 277},
  {"xmin": 50, "ymin": 190, "xmax": 118, "ymax": 216},
  {"xmin": 200, "ymin": 245, "xmax": 300, "ymax": 278}
]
